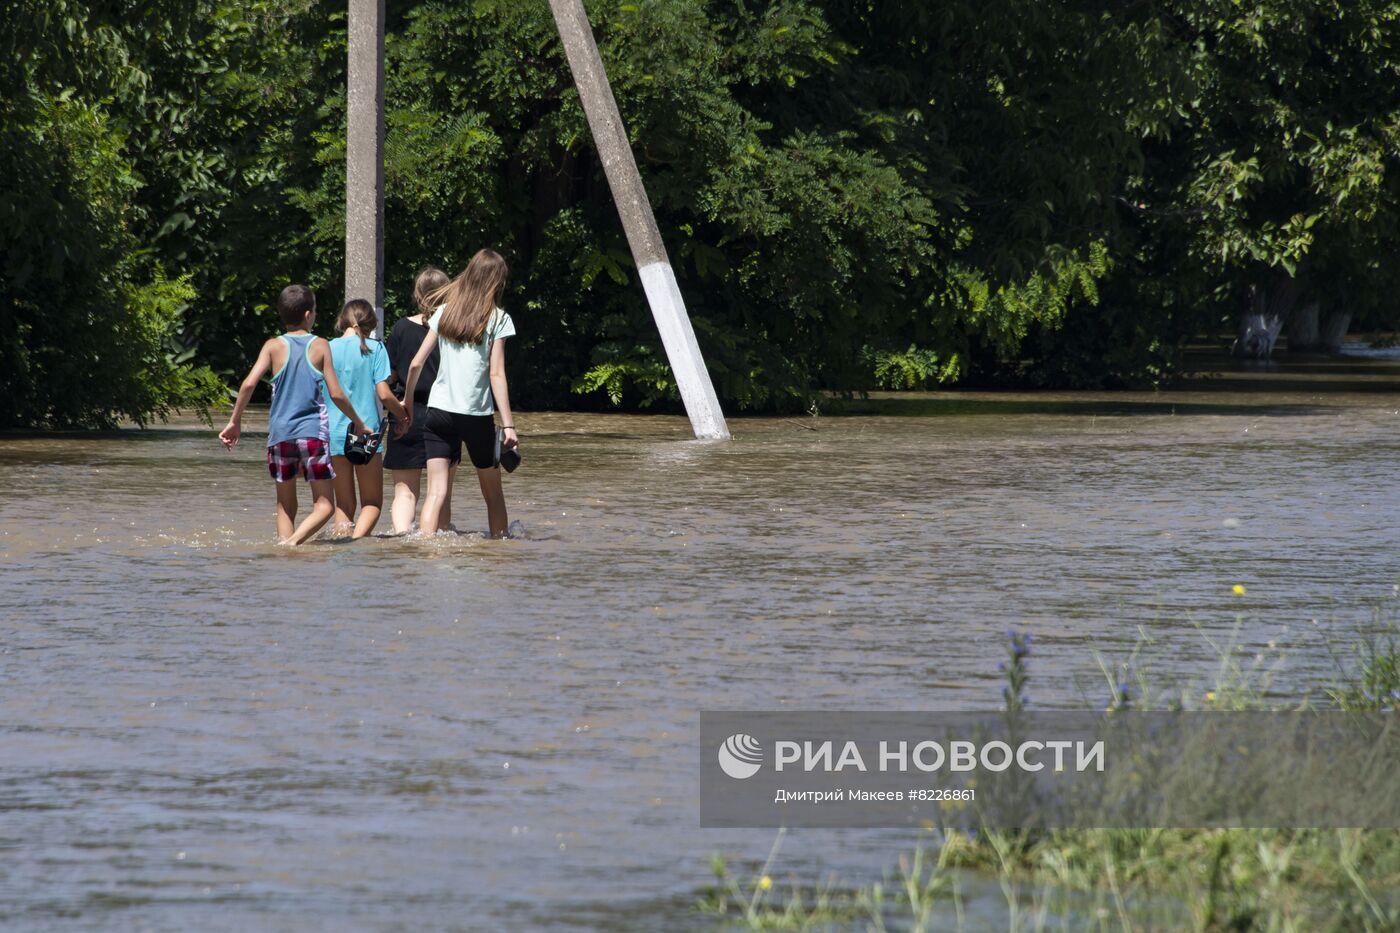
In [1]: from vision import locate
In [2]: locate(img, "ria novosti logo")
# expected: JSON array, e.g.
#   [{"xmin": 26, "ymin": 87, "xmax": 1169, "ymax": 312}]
[
  {"xmin": 717, "ymin": 733, "xmax": 764, "ymax": 779},
  {"xmin": 715, "ymin": 733, "xmax": 1108, "ymax": 780}
]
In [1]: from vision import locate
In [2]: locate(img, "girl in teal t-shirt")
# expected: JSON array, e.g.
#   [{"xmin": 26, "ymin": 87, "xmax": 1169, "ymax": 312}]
[{"xmin": 329, "ymin": 299, "xmax": 408, "ymax": 538}]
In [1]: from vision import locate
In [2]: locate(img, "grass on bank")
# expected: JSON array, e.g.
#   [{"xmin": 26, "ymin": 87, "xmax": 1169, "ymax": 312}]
[{"xmin": 700, "ymin": 591, "xmax": 1400, "ymax": 932}]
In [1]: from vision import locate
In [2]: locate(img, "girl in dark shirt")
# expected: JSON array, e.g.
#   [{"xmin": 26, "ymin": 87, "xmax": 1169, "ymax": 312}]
[{"xmin": 385, "ymin": 265, "xmax": 453, "ymax": 533}]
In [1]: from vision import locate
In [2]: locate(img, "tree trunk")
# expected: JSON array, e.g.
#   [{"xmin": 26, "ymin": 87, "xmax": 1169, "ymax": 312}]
[
  {"xmin": 1285, "ymin": 301, "xmax": 1320, "ymax": 353},
  {"xmin": 1318, "ymin": 309, "xmax": 1353, "ymax": 353},
  {"xmin": 1234, "ymin": 278, "xmax": 1297, "ymax": 359}
]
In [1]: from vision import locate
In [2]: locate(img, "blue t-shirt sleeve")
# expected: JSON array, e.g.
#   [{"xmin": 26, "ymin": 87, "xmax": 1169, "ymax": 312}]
[{"xmin": 373, "ymin": 342, "xmax": 390, "ymax": 383}]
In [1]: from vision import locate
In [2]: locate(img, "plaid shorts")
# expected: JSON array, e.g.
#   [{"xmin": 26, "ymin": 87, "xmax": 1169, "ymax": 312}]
[{"xmin": 266, "ymin": 438, "xmax": 335, "ymax": 483}]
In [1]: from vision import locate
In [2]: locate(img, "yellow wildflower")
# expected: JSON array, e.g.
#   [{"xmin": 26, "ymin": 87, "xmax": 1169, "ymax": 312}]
[
  {"xmin": 1232, "ymin": 584, "xmax": 1246, "ymax": 596},
  {"xmin": 758, "ymin": 875, "xmax": 773, "ymax": 891}
]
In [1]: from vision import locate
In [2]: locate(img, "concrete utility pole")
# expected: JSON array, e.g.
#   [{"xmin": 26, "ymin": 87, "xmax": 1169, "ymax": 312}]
[
  {"xmin": 547, "ymin": 0, "xmax": 730, "ymax": 440},
  {"xmin": 345, "ymin": 0, "xmax": 386, "ymax": 337}
]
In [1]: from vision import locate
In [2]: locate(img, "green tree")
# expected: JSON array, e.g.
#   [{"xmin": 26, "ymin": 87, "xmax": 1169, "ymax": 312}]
[
  {"xmin": 0, "ymin": 0, "xmax": 226, "ymax": 427},
  {"xmin": 1111, "ymin": 1, "xmax": 1400, "ymax": 359},
  {"xmin": 6, "ymin": 0, "xmax": 1398, "ymax": 426}
]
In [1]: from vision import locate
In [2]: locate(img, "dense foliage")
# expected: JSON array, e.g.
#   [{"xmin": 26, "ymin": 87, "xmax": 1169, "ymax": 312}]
[{"xmin": 3, "ymin": 1, "xmax": 1397, "ymax": 425}]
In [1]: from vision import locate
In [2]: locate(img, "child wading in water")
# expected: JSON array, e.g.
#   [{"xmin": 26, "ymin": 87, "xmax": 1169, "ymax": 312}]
[
  {"xmin": 384, "ymin": 266, "xmax": 452, "ymax": 534},
  {"xmin": 328, "ymin": 299, "xmax": 409, "ymax": 538},
  {"xmin": 219, "ymin": 285, "xmax": 367, "ymax": 545},
  {"xmin": 402, "ymin": 249, "xmax": 519, "ymax": 538}
]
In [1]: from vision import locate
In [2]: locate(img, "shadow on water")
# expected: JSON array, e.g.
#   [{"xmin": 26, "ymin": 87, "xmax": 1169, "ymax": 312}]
[
  {"xmin": 2, "ymin": 347, "xmax": 1394, "ymax": 440},
  {"xmin": 0, "ymin": 425, "xmax": 225, "ymax": 442},
  {"xmin": 1179, "ymin": 376, "xmax": 1400, "ymax": 395},
  {"xmin": 815, "ymin": 348, "xmax": 1399, "ymax": 419},
  {"xmin": 825, "ymin": 395, "xmax": 1339, "ymax": 418}
]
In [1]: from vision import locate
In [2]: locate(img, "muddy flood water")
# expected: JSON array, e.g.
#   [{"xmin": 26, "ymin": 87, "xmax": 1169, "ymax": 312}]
[{"xmin": 2, "ymin": 353, "xmax": 1398, "ymax": 930}]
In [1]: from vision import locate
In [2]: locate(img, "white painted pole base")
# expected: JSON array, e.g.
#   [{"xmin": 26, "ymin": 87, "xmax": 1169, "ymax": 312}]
[{"xmin": 638, "ymin": 262, "xmax": 730, "ymax": 439}]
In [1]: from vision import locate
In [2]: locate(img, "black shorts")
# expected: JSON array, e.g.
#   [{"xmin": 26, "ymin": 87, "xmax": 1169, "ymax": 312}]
[
  {"xmin": 383, "ymin": 402, "xmax": 429, "ymax": 470},
  {"xmin": 423, "ymin": 408, "xmax": 496, "ymax": 470}
]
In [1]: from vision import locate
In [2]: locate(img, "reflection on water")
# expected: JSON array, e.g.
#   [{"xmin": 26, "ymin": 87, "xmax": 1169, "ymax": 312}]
[{"xmin": 2, "ymin": 357, "xmax": 1398, "ymax": 929}]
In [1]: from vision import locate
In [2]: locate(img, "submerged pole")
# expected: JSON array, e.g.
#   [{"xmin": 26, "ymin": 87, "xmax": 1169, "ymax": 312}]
[
  {"xmin": 345, "ymin": 0, "xmax": 386, "ymax": 337},
  {"xmin": 547, "ymin": 0, "xmax": 730, "ymax": 440}
]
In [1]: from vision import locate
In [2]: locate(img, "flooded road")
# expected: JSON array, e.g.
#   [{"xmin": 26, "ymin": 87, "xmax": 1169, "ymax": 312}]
[{"xmin": 2, "ymin": 355, "xmax": 1398, "ymax": 929}]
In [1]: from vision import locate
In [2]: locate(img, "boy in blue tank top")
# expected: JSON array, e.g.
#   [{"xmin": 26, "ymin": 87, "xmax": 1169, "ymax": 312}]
[{"xmin": 219, "ymin": 285, "xmax": 368, "ymax": 545}]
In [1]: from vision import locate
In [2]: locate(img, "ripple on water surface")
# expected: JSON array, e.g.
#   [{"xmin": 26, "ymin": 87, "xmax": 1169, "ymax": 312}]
[{"xmin": 2, "ymin": 372, "xmax": 1399, "ymax": 928}]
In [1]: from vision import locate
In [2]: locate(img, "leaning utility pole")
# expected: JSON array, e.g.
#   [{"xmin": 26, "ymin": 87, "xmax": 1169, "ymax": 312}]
[
  {"xmin": 345, "ymin": 0, "xmax": 386, "ymax": 337},
  {"xmin": 547, "ymin": 0, "xmax": 730, "ymax": 440}
]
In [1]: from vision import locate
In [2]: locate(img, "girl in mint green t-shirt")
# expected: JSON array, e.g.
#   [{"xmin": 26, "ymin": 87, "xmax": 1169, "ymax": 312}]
[{"xmin": 400, "ymin": 249, "xmax": 519, "ymax": 538}]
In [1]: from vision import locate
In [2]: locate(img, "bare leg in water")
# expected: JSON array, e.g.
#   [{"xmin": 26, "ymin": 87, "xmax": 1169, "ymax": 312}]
[
  {"xmin": 476, "ymin": 466, "xmax": 509, "ymax": 538},
  {"xmin": 393, "ymin": 463, "xmax": 454, "ymax": 533},
  {"xmin": 284, "ymin": 479, "xmax": 335, "ymax": 545},
  {"xmin": 391, "ymin": 469, "xmax": 420, "ymax": 534},
  {"xmin": 419, "ymin": 457, "xmax": 452, "ymax": 535},
  {"xmin": 442, "ymin": 463, "xmax": 457, "ymax": 530},
  {"xmin": 331, "ymin": 455, "xmax": 357, "ymax": 535},
  {"xmin": 350, "ymin": 455, "xmax": 384, "ymax": 538},
  {"xmin": 274, "ymin": 481, "xmax": 298, "ymax": 542}
]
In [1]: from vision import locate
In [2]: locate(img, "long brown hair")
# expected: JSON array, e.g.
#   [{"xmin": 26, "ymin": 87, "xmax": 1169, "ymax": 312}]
[
  {"xmin": 428, "ymin": 249, "xmax": 508, "ymax": 346},
  {"xmin": 337, "ymin": 298, "xmax": 377, "ymax": 355},
  {"xmin": 413, "ymin": 265, "xmax": 449, "ymax": 315}
]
